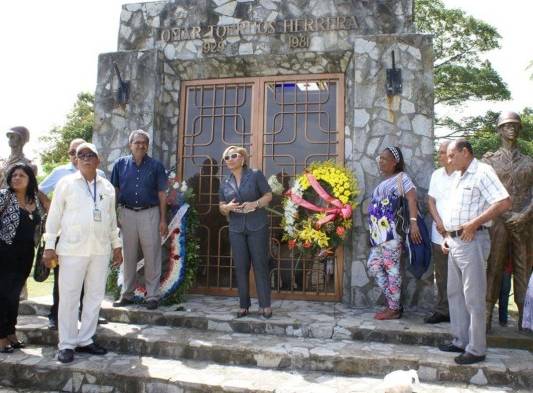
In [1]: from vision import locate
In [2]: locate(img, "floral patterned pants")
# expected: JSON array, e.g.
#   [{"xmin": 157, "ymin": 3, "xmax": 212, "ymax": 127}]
[{"xmin": 367, "ymin": 239, "xmax": 402, "ymax": 311}]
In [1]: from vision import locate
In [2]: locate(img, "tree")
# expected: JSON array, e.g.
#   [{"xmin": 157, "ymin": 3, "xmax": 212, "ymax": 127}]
[
  {"xmin": 39, "ymin": 92, "xmax": 94, "ymax": 174},
  {"xmin": 415, "ymin": 0, "xmax": 511, "ymax": 108},
  {"xmin": 442, "ymin": 108, "xmax": 533, "ymax": 158}
]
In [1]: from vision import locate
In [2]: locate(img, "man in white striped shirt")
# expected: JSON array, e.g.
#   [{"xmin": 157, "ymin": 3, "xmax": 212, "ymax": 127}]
[{"xmin": 438, "ymin": 139, "xmax": 511, "ymax": 365}]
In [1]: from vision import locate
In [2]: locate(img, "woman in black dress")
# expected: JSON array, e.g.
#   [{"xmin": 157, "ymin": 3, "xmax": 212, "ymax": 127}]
[{"xmin": 0, "ymin": 163, "xmax": 41, "ymax": 352}]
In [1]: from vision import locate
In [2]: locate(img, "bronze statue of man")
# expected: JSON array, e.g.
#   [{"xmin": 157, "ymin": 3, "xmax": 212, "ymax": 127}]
[
  {"xmin": 0, "ymin": 126, "xmax": 37, "ymax": 188},
  {"xmin": 483, "ymin": 111, "xmax": 533, "ymax": 331}
]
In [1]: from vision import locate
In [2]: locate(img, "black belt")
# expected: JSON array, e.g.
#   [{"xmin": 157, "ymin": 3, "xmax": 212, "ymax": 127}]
[
  {"xmin": 448, "ymin": 226, "xmax": 488, "ymax": 238},
  {"xmin": 120, "ymin": 204, "xmax": 157, "ymax": 212}
]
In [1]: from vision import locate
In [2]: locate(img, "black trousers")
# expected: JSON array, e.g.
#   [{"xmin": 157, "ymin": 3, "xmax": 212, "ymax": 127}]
[
  {"xmin": 49, "ymin": 266, "xmax": 85, "ymax": 322},
  {"xmin": 0, "ymin": 240, "xmax": 34, "ymax": 338}
]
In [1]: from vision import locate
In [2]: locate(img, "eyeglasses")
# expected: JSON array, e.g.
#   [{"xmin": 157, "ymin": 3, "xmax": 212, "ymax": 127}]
[
  {"xmin": 77, "ymin": 152, "xmax": 97, "ymax": 160},
  {"xmin": 224, "ymin": 153, "xmax": 241, "ymax": 161},
  {"xmin": 68, "ymin": 150, "xmax": 77, "ymax": 156}
]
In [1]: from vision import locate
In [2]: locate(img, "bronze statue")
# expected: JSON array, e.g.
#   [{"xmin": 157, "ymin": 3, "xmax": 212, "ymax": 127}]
[
  {"xmin": 483, "ymin": 111, "xmax": 533, "ymax": 331},
  {"xmin": 0, "ymin": 126, "xmax": 37, "ymax": 189}
]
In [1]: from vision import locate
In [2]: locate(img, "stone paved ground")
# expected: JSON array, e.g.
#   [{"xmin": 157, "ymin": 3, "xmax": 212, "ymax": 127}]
[
  {"xmin": 0, "ymin": 348, "xmax": 531, "ymax": 393},
  {"xmin": 21, "ymin": 295, "xmax": 532, "ymax": 350},
  {"xmin": 12, "ymin": 295, "xmax": 533, "ymax": 392},
  {"xmin": 13, "ymin": 314, "xmax": 533, "ymax": 389}
]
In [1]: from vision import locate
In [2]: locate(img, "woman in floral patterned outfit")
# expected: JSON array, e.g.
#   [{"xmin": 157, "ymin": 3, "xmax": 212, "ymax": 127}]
[{"xmin": 367, "ymin": 147, "xmax": 422, "ymax": 320}]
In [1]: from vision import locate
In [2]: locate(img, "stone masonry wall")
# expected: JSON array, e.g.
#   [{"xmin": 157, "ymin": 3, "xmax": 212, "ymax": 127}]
[{"xmin": 93, "ymin": 0, "xmax": 434, "ymax": 308}]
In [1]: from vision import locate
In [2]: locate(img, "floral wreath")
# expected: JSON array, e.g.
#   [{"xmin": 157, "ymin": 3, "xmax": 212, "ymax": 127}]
[
  {"xmin": 132, "ymin": 204, "xmax": 189, "ymax": 302},
  {"xmin": 281, "ymin": 161, "xmax": 359, "ymax": 255},
  {"xmin": 111, "ymin": 170, "xmax": 198, "ymax": 304}
]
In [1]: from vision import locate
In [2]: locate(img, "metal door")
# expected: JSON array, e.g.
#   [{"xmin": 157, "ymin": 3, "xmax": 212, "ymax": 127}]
[{"xmin": 179, "ymin": 74, "xmax": 344, "ymax": 300}]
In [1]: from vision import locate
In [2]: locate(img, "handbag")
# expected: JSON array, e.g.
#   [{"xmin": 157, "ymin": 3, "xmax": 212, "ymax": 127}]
[
  {"xmin": 394, "ymin": 174, "xmax": 410, "ymax": 239},
  {"xmin": 395, "ymin": 173, "xmax": 431, "ymax": 279},
  {"xmin": 33, "ymin": 214, "xmax": 51, "ymax": 282}
]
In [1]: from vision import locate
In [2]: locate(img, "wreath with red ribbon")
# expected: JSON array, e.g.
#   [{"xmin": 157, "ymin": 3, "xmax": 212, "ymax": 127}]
[{"xmin": 281, "ymin": 161, "xmax": 359, "ymax": 255}]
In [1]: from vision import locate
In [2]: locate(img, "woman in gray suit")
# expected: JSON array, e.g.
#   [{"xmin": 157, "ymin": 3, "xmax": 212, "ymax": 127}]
[{"xmin": 218, "ymin": 146, "xmax": 273, "ymax": 318}]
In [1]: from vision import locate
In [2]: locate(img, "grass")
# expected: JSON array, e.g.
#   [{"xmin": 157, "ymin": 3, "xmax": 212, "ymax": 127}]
[{"xmin": 26, "ymin": 271, "xmax": 54, "ymax": 299}]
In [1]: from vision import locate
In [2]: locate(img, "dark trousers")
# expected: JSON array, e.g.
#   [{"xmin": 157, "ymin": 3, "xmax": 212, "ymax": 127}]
[
  {"xmin": 0, "ymin": 241, "xmax": 34, "ymax": 337},
  {"xmin": 499, "ymin": 271, "xmax": 512, "ymax": 324},
  {"xmin": 49, "ymin": 266, "xmax": 85, "ymax": 322},
  {"xmin": 431, "ymin": 242, "xmax": 449, "ymax": 316},
  {"xmin": 229, "ymin": 226, "xmax": 271, "ymax": 309}
]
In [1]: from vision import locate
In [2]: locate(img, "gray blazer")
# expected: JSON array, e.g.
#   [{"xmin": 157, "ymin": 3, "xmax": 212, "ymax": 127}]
[{"xmin": 219, "ymin": 167, "xmax": 272, "ymax": 233}]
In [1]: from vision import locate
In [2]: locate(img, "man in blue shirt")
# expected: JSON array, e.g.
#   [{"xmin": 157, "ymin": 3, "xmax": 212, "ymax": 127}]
[
  {"xmin": 111, "ymin": 129, "xmax": 168, "ymax": 310},
  {"xmin": 39, "ymin": 138, "xmax": 107, "ymax": 329}
]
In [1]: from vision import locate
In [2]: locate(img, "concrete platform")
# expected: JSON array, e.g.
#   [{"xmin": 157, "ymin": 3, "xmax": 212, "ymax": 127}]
[
  {"xmin": 21, "ymin": 295, "xmax": 533, "ymax": 351},
  {"xmin": 14, "ymin": 315, "xmax": 533, "ymax": 389},
  {"xmin": 0, "ymin": 346, "xmax": 531, "ymax": 393}
]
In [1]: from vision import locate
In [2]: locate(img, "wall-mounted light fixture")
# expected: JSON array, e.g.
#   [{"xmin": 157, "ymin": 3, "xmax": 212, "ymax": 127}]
[
  {"xmin": 113, "ymin": 61, "xmax": 130, "ymax": 106},
  {"xmin": 385, "ymin": 51, "xmax": 402, "ymax": 96}
]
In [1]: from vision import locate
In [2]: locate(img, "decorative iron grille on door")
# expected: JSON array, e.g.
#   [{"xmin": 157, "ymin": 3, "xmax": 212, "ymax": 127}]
[{"xmin": 178, "ymin": 75, "xmax": 344, "ymax": 300}]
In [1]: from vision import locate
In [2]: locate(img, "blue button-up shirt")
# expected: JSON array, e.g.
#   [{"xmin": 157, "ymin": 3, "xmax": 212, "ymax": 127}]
[
  {"xmin": 39, "ymin": 162, "xmax": 106, "ymax": 195},
  {"xmin": 110, "ymin": 155, "xmax": 167, "ymax": 207}
]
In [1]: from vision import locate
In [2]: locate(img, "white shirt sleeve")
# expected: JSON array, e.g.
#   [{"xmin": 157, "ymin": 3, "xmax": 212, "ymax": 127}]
[
  {"xmin": 43, "ymin": 177, "xmax": 68, "ymax": 249},
  {"xmin": 479, "ymin": 165, "xmax": 509, "ymax": 205},
  {"xmin": 107, "ymin": 183, "xmax": 122, "ymax": 250},
  {"xmin": 427, "ymin": 170, "xmax": 438, "ymax": 199}
]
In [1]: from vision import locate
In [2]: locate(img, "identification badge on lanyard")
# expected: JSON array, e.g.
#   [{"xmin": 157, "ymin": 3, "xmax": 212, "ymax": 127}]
[
  {"xmin": 86, "ymin": 178, "xmax": 101, "ymax": 222},
  {"xmin": 93, "ymin": 208, "xmax": 102, "ymax": 222}
]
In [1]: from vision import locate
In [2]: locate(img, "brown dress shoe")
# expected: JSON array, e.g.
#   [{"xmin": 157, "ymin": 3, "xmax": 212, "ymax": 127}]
[{"xmin": 454, "ymin": 352, "xmax": 485, "ymax": 365}]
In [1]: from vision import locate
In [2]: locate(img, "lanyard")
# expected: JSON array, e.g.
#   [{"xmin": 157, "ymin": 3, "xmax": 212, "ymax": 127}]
[{"xmin": 85, "ymin": 179, "xmax": 97, "ymax": 208}]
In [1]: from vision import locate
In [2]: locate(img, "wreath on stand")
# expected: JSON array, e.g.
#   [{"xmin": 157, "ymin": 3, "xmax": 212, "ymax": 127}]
[
  {"xmin": 279, "ymin": 161, "xmax": 359, "ymax": 256},
  {"xmin": 106, "ymin": 170, "xmax": 200, "ymax": 305}
]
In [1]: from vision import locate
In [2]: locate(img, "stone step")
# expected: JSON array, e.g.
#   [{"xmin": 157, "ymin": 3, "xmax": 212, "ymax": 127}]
[
  {"xmin": 15, "ymin": 315, "xmax": 533, "ymax": 389},
  {"xmin": 0, "ymin": 345, "xmax": 529, "ymax": 393},
  {"xmin": 21, "ymin": 296, "xmax": 533, "ymax": 352}
]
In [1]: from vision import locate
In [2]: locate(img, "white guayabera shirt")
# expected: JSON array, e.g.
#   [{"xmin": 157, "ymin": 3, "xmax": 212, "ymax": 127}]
[
  {"xmin": 444, "ymin": 159, "xmax": 509, "ymax": 231},
  {"xmin": 44, "ymin": 172, "xmax": 121, "ymax": 256}
]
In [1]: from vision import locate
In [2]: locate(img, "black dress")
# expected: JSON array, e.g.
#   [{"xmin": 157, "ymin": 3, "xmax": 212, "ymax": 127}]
[{"xmin": 0, "ymin": 208, "xmax": 41, "ymax": 338}]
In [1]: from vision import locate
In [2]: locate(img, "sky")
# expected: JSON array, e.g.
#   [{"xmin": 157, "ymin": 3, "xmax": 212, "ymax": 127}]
[{"xmin": 0, "ymin": 0, "xmax": 532, "ymax": 164}]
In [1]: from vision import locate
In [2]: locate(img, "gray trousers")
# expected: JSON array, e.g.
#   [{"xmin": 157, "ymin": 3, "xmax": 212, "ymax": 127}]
[
  {"xmin": 447, "ymin": 231, "xmax": 491, "ymax": 356},
  {"xmin": 229, "ymin": 226, "xmax": 271, "ymax": 309},
  {"xmin": 432, "ymin": 242, "xmax": 449, "ymax": 316},
  {"xmin": 119, "ymin": 206, "xmax": 161, "ymax": 301}
]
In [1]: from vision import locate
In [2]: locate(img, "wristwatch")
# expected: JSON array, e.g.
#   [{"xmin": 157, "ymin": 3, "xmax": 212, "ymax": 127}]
[{"xmin": 256, "ymin": 200, "xmax": 260, "ymax": 208}]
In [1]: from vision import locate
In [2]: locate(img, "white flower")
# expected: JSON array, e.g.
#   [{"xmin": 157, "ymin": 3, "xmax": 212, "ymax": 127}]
[
  {"xmin": 179, "ymin": 181, "xmax": 188, "ymax": 193},
  {"xmin": 268, "ymin": 175, "xmax": 284, "ymax": 195},
  {"xmin": 172, "ymin": 181, "xmax": 180, "ymax": 189}
]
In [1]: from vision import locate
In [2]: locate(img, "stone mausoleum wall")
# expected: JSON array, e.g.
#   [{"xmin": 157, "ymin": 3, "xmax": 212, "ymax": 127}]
[{"xmin": 93, "ymin": 0, "xmax": 435, "ymax": 308}]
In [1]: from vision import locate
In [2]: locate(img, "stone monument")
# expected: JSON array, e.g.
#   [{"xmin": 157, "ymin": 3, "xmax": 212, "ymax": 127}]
[
  {"xmin": 483, "ymin": 111, "xmax": 533, "ymax": 330},
  {"xmin": 93, "ymin": 0, "xmax": 435, "ymax": 308}
]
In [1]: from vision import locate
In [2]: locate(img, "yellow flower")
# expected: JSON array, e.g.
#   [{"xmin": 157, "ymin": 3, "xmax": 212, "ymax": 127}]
[
  {"xmin": 381, "ymin": 198, "xmax": 390, "ymax": 206},
  {"xmin": 370, "ymin": 215, "xmax": 378, "ymax": 224}
]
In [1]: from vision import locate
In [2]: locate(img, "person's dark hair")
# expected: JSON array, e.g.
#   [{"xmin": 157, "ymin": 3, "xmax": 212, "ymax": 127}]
[
  {"xmin": 6, "ymin": 163, "xmax": 38, "ymax": 203},
  {"xmin": 454, "ymin": 139, "xmax": 474, "ymax": 156},
  {"xmin": 385, "ymin": 146, "xmax": 405, "ymax": 173}
]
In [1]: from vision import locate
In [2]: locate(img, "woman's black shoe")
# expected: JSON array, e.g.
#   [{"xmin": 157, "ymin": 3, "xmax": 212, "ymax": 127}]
[
  {"xmin": 0, "ymin": 345, "xmax": 14, "ymax": 354},
  {"xmin": 236, "ymin": 309, "xmax": 249, "ymax": 318},
  {"xmin": 9, "ymin": 340, "xmax": 25, "ymax": 349}
]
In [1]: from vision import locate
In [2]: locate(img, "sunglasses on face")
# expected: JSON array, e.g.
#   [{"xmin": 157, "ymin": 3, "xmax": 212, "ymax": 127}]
[
  {"xmin": 224, "ymin": 153, "xmax": 241, "ymax": 161},
  {"xmin": 68, "ymin": 150, "xmax": 77, "ymax": 156},
  {"xmin": 77, "ymin": 152, "xmax": 97, "ymax": 160}
]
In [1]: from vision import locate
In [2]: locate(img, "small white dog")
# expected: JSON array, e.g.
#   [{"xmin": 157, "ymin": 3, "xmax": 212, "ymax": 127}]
[{"xmin": 379, "ymin": 369, "xmax": 420, "ymax": 393}]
